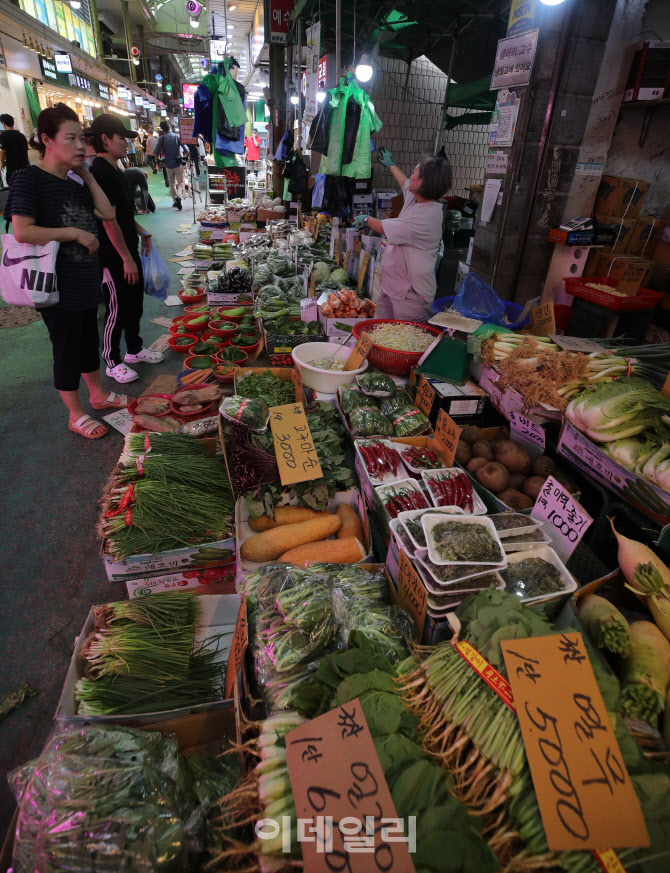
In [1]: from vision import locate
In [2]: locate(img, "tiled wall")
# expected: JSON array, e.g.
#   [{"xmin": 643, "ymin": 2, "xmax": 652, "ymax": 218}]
[{"xmin": 367, "ymin": 55, "xmax": 489, "ymax": 198}]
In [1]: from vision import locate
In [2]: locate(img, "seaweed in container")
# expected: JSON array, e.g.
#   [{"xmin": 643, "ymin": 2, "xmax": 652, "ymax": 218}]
[
  {"xmin": 420, "ymin": 557, "xmax": 492, "ymax": 584},
  {"xmin": 404, "ymin": 517, "xmax": 427, "ymax": 547},
  {"xmin": 502, "ymin": 558, "xmax": 564, "ymax": 599},
  {"xmin": 428, "ymin": 573, "xmax": 501, "ymax": 604},
  {"xmin": 503, "ymin": 530, "xmax": 547, "ymax": 545},
  {"xmin": 490, "ymin": 513, "xmax": 541, "ymax": 534},
  {"xmin": 430, "ymin": 521, "xmax": 503, "ymax": 564}
]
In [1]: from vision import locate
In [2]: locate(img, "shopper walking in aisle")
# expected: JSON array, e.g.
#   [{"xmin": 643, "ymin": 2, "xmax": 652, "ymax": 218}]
[
  {"xmin": 0, "ymin": 114, "xmax": 29, "ymax": 184},
  {"xmin": 198, "ymin": 132, "xmax": 207, "ymax": 166},
  {"xmin": 244, "ymin": 131, "xmax": 261, "ymax": 164},
  {"xmin": 156, "ymin": 120, "xmax": 184, "ymax": 210},
  {"xmin": 4, "ymin": 103, "xmax": 122, "ymax": 439},
  {"xmin": 146, "ymin": 128, "xmax": 158, "ymax": 172},
  {"xmin": 354, "ymin": 149, "xmax": 451, "ymax": 322},
  {"xmin": 86, "ymin": 114, "xmax": 163, "ymax": 384}
]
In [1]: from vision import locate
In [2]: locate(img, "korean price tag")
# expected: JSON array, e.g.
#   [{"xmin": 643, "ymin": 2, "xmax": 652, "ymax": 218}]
[
  {"xmin": 415, "ymin": 376, "xmax": 435, "ymax": 417},
  {"xmin": 501, "ymin": 633, "xmax": 649, "ymax": 852},
  {"xmin": 301, "ymin": 297, "xmax": 318, "ymax": 323},
  {"xmin": 531, "ymin": 475, "xmax": 592, "ymax": 560},
  {"xmin": 433, "ymin": 409, "xmax": 460, "ymax": 467},
  {"xmin": 397, "ymin": 551, "xmax": 427, "ymax": 636},
  {"xmin": 102, "ymin": 408, "xmax": 134, "ymax": 435},
  {"xmin": 269, "ymin": 403, "xmax": 323, "ymax": 486},
  {"xmin": 224, "ymin": 596, "xmax": 247, "ymax": 698},
  {"xmin": 285, "ymin": 699, "xmax": 417, "ymax": 873},
  {"xmin": 147, "ymin": 334, "xmax": 171, "ymax": 354},
  {"xmin": 509, "ymin": 411, "xmax": 545, "ymax": 458},
  {"xmin": 333, "ymin": 235, "xmax": 341, "ymax": 267},
  {"xmin": 344, "ymin": 333, "xmax": 373, "ymax": 371},
  {"xmin": 151, "ymin": 316, "xmax": 174, "ymax": 328},
  {"xmin": 357, "ymin": 251, "xmax": 371, "ymax": 290},
  {"xmin": 143, "ymin": 374, "xmax": 177, "ymax": 396},
  {"xmin": 309, "ymin": 272, "xmax": 317, "ymax": 296},
  {"xmin": 549, "ymin": 335, "xmax": 604, "ymax": 354},
  {"xmin": 529, "ymin": 302, "xmax": 555, "ymax": 336}
]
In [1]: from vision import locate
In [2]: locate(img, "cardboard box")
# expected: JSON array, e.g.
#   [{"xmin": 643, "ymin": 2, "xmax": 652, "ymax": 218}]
[
  {"xmin": 318, "ymin": 306, "xmax": 369, "ymax": 338},
  {"xmin": 455, "ymin": 260, "xmax": 470, "ymax": 292},
  {"xmin": 424, "ymin": 379, "xmax": 488, "ymax": 422},
  {"xmin": 102, "ymin": 535, "xmax": 235, "ymax": 582},
  {"xmin": 235, "ymin": 488, "xmax": 373, "ymax": 575},
  {"xmin": 124, "ymin": 564, "xmax": 237, "ymax": 598},
  {"xmin": 583, "ymin": 253, "xmax": 654, "ymax": 293},
  {"xmin": 55, "ymin": 594, "xmax": 244, "ymax": 723},
  {"xmin": 257, "ymin": 207, "xmax": 286, "ymax": 223},
  {"xmin": 262, "ymin": 316, "xmax": 327, "ymax": 366},
  {"xmin": 352, "ymin": 193, "xmax": 374, "ymax": 216},
  {"xmin": 557, "ymin": 419, "xmax": 670, "ymax": 525},
  {"xmin": 627, "ymin": 215, "xmax": 663, "ymax": 257},
  {"xmin": 593, "ymin": 175, "xmax": 651, "ymax": 220},
  {"xmin": 372, "ymin": 188, "xmax": 402, "ymax": 219},
  {"xmin": 354, "ymin": 178, "xmax": 372, "ymax": 194},
  {"xmin": 477, "ymin": 364, "xmax": 563, "ymax": 420},
  {"xmin": 597, "ymin": 216, "xmax": 636, "ymax": 254}
]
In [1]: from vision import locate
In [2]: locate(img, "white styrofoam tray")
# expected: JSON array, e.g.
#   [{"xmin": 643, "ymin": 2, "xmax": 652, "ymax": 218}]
[
  {"xmin": 397, "ymin": 506, "xmax": 464, "ymax": 552},
  {"xmin": 488, "ymin": 513, "xmax": 545, "ymax": 539},
  {"xmin": 502, "ymin": 530, "xmax": 553, "ymax": 552},
  {"xmin": 389, "ymin": 517, "xmax": 426, "ymax": 559},
  {"xmin": 415, "ymin": 556, "xmax": 504, "ymax": 595},
  {"xmin": 501, "ymin": 546, "xmax": 577, "ymax": 604},
  {"xmin": 355, "ymin": 439, "xmax": 409, "ymax": 486},
  {"xmin": 421, "ymin": 467, "xmax": 487, "ymax": 515},
  {"xmin": 376, "ymin": 478, "xmax": 431, "ymax": 516},
  {"xmin": 421, "ymin": 513, "xmax": 507, "ymax": 567}
]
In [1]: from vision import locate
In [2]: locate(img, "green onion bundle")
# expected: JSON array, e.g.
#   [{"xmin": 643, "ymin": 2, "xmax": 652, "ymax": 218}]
[
  {"xmin": 82, "ymin": 624, "xmax": 195, "ymax": 680},
  {"xmin": 93, "ymin": 592, "xmax": 199, "ymax": 633},
  {"xmin": 114, "ymin": 452, "xmax": 232, "ymax": 494},
  {"xmin": 121, "ymin": 432, "xmax": 211, "ymax": 461}
]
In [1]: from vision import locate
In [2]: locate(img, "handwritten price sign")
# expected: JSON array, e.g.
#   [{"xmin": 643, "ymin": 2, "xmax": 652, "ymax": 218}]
[
  {"xmin": 269, "ymin": 403, "xmax": 323, "ymax": 486},
  {"xmin": 529, "ymin": 302, "xmax": 556, "ymax": 336},
  {"xmin": 285, "ymin": 699, "xmax": 417, "ymax": 873},
  {"xmin": 433, "ymin": 409, "xmax": 460, "ymax": 467},
  {"xmin": 502, "ymin": 633, "xmax": 648, "ymax": 852},
  {"xmin": 397, "ymin": 551, "xmax": 427, "ymax": 636},
  {"xmin": 224, "ymin": 596, "xmax": 247, "ymax": 698},
  {"xmin": 345, "ymin": 333, "xmax": 373, "ymax": 371},
  {"xmin": 300, "ymin": 296, "xmax": 318, "ymax": 323},
  {"xmin": 357, "ymin": 252, "xmax": 371, "ymax": 290},
  {"xmin": 531, "ymin": 475, "xmax": 592, "ymax": 560},
  {"xmin": 415, "ymin": 376, "xmax": 435, "ymax": 418},
  {"xmin": 509, "ymin": 411, "xmax": 545, "ymax": 458}
]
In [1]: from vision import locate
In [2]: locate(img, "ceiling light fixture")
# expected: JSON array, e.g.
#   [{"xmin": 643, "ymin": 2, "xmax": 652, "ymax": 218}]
[
  {"xmin": 290, "ymin": 94, "xmax": 299, "ymax": 105},
  {"xmin": 229, "ymin": 3, "xmax": 237, "ymax": 9},
  {"xmin": 539, "ymin": 0, "xmax": 566, "ymax": 4},
  {"xmin": 70, "ymin": 0, "xmax": 82, "ymax": 9},
  {"xmin": 355, "ymin": 53, "xmax": 373, "ymax": 82},
  {"xmin": 317, "ymin": 89, "xmax": 326, "ymax": 103},
  {"xmin": 190, "ymin": 17, "xmax": 199, "ymax": 27},
  {"xmin": 133, "ymin": 57, "xmax": 140, "ymax": 65}
]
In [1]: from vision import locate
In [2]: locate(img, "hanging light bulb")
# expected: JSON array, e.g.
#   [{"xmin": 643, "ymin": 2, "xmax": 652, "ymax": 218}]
[
  {"xmin": 355, "ymin": 53, "xmax": 373, "ymax": 82},
  {"xmin": 133, "ymin": 57, "xmax": 140, "ymax": 65},
  {"xmin": 290, "ymin": 94, "xmax": 299, "ymax": 105},
  {"xmin": 539, "ymin": 0, "xmax": 566, "ymax": 4},
  {"xmin": 317, "ymin": 89, "xmax": 326, "ymax": 103},
  {"xmin": 190, "ymin": 17, "xmax": 199, "ymax": 27},
  {"xmin": 70, "ymin": 0, "xmax": 82, "ymax": 9}
]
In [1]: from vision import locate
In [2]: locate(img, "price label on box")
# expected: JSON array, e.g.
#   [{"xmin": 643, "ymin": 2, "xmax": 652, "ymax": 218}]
[
  {"xmin": 531, "ymin": 475, "xmax": 592, "ymax": 559},
  {"xmin": 529, "ymin": 302, "xmax": 555, "ymax": 336},
  {"xmin": 433, "ymin": 409, "xmax": 460, "ymax": 467},
  {"xmin": 509, "ymin": 411, "xmax": 545, "ymax": 458},
  {"xmin": 502, "ymin": 633, "xmax": 648, "ymax": 852},
  {"xmin": 415, "ymin": 376, "xmax": 435, "ymax": 417},
  {"xmin": 344, "ymin": 333, "xmax": 373, "ymax": 371},
  {"xmin": 300, "ymin": 296, "xmax": 318, "ymax": 322},
  {"xmin": 285, "ymin": 699, "xmax": 417, "ymax": 873},
  {"xmin": 224, "ymin": 596, "xmax": 247, "ymax": 698},
  {"xmin": 397, "ymin": 551, "xmax": 427, "ymax": 636},
  {"xmin": 269, "ymin": 403, "xmax": 323, "ymax": 486}
]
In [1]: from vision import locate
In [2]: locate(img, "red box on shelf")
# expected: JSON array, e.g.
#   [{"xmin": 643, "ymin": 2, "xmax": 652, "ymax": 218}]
[{"xmin": 563, "ymin": 277, "xmax": 662, "ymax": 311}]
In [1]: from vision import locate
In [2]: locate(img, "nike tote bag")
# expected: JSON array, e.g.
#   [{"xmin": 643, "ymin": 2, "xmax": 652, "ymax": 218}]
[{"xmin": 0, "ymin": 235, "xmax": 59, "ymax": 307}]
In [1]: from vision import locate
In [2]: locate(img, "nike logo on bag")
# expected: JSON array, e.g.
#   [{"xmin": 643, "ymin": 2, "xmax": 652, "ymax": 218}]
[{"xmin": 3, "ymin": 251, "xmax": 49, "ymax": 267}]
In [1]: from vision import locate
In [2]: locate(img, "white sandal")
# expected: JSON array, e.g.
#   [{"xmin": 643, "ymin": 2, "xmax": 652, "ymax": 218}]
[
  {"xmin": 106, "ymin": 364, "xmax": 139, "ymax": 384},
  {"xmin": 91, "ymin": 391, "xmax": 130, "ymax": 410},
  {"xmin": 69, "ymin": 414, "xmax": 108, "ymax": 440}
]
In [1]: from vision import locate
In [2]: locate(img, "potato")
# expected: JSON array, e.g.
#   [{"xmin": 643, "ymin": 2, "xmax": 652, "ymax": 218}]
[
  {"xmin": 472, "ymin": 440, "xmax": 494, "ymax": 460},
  {"xmin": 522, "ymin": 476, "xmax": 546, "ymax": 500},
  {"xmin": 507, "ymin": 473, "xmax": 525, "ymax": 490},
  {"xmin": 493, "ymin": 440, "xmax": 531, "ymax": 474},
  {"xmin": 532, "ymin": 455, "xmax": 556, "ymax": 478},
  {"xmin": 476, "ymin": 461, "xmax": 510, "ymax": 494},
  {"xmin": 498, "ymin": 488, "xmax": 534, "ymax": 510},
  {"xmin": 460, "ymin": 426, "xmax": 485, "ymax": 444},
  {"xmin": 553, "ymin": 470, "xmax": 580, "ymax": 494},
  {"xmin": 499, "ymin": 426, "xmax": 510, "ymax": 440},
  {"xmin": 467, "ymin": 456, "xmax": 489, "ymax": 475},
  {"xmin": 455, "ymin": 440, "xmax": 472, "ymax": 466}
]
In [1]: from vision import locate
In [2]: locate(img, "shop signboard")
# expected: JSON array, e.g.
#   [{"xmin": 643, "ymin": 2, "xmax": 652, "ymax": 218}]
[
  {"xmin": 97, "ymin": 82, "xmax": 110, "ymax": 101},
  {"xmin": 506, "ymin": 0, "xmax": 536, "ymax": 37},
  {"xmin": 54, "ymin": 51, "xmax": 72, "ymax": 73},
  {"xmin": 489, "ymin": 89, "xmax": 520, "ymax": 147},
  {"xmin": 491, "ymin": 29, "xmax": 539, "ymax": 90},
  {"xmin": 40, "ymin": 57, "xmax": 58, "ymax": 82},
  {"xmin": 266, "ymin": 0, "xmax": 294, "ymax": 44},
  {"xmin": 303, "ymin": 21, "xmax": 321, "ymax": 129},
  {"xmin": 178, "ymin": 116, "xmax": 197, "ymax": 145},
  {"xmin": 68, "ymin": 72, "xmax": 91, "ymax": 92}
]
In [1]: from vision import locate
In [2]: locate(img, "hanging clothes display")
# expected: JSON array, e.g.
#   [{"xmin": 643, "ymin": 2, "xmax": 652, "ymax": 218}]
[
  {"xmin": 318, "ymin": 76, "xmax": 382, "ymax": 179},
  {"xmin": 193, "ymin": 58, "xmax": 247, "ymax": 168}
]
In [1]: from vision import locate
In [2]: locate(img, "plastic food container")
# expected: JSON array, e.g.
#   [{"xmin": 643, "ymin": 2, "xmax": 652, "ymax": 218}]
[
  {"xmin": 355, "ymin": 439, "xmax": 408, "ymax": 486},
  {"xmin": 389, "ymin": 518, "xmax": 420, "ymax": 557},
  {"xmin": 397, "ymin": 506, "xmax": 464, "ymax": 552},
  {"xmin": 426, "ymin": 573, "xmax": 505, "ymax": 616},
  {"xmin": 501, "ymin": 546, "xmax": 577, "ymax": 603},
  {"xmin": 422, "ymin": 468, "xmax": 487, "ymax": 515},
  {"xmin": 502, "ymin": 529, "xmax": 553, "ymax": 552},
  {"xmin": 292, "ymin": 342, "xmax": 368, "ymax": 393},
  {"xmin": 563, "ymin": 277, "xmax": 662, "ymax": 312},
  {"xmin": 415, "ymin": 556, "xmax": 504, "ymax": 595},
  {"xmin": 488, "ymin": 513, "xmax": 544, "ymax": 539},
  {"xmin": 422, "ymin": 513, "xmax": 507, "ymax": 567},
  {"xmin": 376, "ymin": 478, "xmax": 430, "ymax": 519}
]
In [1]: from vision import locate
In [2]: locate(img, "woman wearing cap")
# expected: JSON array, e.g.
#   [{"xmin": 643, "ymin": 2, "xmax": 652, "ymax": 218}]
[
  {"xmin": 5, "ymin": 103, "xmax": 122, "ymax": 439},
  {"xmin": 87, "ymin": 114, "xmax": 162, "ymax": 384},
  {"xmin": 353, "ymin": 149, "xmax": 452, "ymax": 322}
]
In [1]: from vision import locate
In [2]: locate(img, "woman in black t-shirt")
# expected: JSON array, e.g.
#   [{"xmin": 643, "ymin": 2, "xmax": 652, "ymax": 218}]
[{"xmin": 6, "ymin": 103, "xmax": 123, "ymax": 439}]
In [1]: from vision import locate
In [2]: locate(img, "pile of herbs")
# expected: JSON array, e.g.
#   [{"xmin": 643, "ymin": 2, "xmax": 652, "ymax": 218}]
[
  {"xmin": 236, "ymin": 370, "xmax": 296, "ymax": 407},
  {"xmin": 243, "ymin": 402, "xmax": 355, "ymax": 516},
  {"xmin": 501, "ymin": 557, "xmax": 564, "ymax": 598},
  {"xmin": 430, "ymin": 520, "xmax": 503, "ymax": 563},
  {"xmin": 8, "ymin": 723, "xmax": 241, "ymax": 873}
]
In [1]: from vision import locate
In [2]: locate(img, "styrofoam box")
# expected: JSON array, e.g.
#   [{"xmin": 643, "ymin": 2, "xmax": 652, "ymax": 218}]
[
  {"xmin": 235, "ymin": 488, "xmax": 372, "ymax": 573},
  {"xmin": 355, "ymin": 439, "xmax": 409, "ymax": 487},
  {"xmin": 376, "ymin": 478, "xmax": 430, "ymax": 516},
  {"xmin": 56, "ymin": 594, "xmax": 242, "ymax": 723},
  {"xmin": 502, "ymin": 546, "xmax": 578, "ymax": 604},
  {"xmin": 502, "ymin": 530, "xmax": 553, "ymax": 552},
  {"xmin": 389, "ymin": 518, "xmax": 421, "ymax": 558},
  {"xmin": 101, "ymin": 534, "xmax": 235, "ymax": 582},
  {"xmin": 416, "ymin": 555, "xmax": 503, "ymax": 595},
  {"xmin": 398, "ymin": 506, "xmax": 464, "ymax": 552},
  {"xmin": 488, "ymin": 513, "xmax": 545, "ymax": 539},
  {"xmin": 422, "ymin": 513, "xmax": 507, "ymax": 568},
  {"xmin": 421, "ymin": 468, "xmax": 487, "ymax": 515}
]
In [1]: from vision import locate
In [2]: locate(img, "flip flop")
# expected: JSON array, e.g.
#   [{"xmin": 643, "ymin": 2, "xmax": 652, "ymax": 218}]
[
  {"xmin": 69, "ymin": 414, "xmax": 108, "ymax": 440},
  {"xmin": 91, "ymin": 392, "xmax": 130, "ymax": 410}
]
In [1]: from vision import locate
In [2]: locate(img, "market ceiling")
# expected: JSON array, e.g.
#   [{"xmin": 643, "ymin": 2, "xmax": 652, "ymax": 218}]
[{"xmin": 292, "ymin": 0, "xmax": 510, "ymax": 90}]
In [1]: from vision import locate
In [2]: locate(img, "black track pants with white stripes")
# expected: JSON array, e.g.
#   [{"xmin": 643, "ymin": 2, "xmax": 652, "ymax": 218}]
[{"xmin": 101, "ymin": 257, "xmax": 144, "ymax": 369}]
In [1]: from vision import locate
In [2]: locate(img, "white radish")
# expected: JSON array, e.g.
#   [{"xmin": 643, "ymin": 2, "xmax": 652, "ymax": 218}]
[{"xmin": 610, "ymin": 519, "xmax": 670, "ymax": 613}]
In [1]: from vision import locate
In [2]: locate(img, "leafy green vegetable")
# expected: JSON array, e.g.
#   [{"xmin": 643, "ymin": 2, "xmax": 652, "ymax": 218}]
[
  {"xmin": 566, "ymin": 377, "xmax": 670, "ymax": 442},
  {"xmin": 237, "ymin": 371, "xmax": 296, "ymax": 406}
]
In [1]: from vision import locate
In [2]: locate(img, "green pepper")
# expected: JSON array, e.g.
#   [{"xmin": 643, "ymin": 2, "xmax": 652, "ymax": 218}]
[
  {"xmin": 219, "ymin": 307, "xmax": 246, "ymax": 317},
  {"xmin": 186, "ymin": 315, "xmax": 209, "ymax": 325}
]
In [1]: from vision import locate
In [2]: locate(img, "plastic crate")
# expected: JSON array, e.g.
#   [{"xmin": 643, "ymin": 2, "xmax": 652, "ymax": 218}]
[
  {"xmin": 432, "ymin": 296, "xmax": 529, "ymax": 330},
  {"xmin": 563, "ymin": 277, "xmax": 662, "ymax": 311}
]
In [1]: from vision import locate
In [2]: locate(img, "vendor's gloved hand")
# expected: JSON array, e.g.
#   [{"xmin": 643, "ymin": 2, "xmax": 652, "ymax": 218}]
[
  {"xmin": 353, "ymin": 214, "xmax": 369, "ymax": 229},
  {"xmin": 377, "ymin": 147, "xmax": 395, "ymax": 168}
]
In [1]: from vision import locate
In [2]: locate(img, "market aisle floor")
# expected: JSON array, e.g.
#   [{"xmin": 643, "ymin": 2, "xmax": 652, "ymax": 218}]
[{"xmin": 0, "ymin": 169, "xmax": 207, "ymax": 839}]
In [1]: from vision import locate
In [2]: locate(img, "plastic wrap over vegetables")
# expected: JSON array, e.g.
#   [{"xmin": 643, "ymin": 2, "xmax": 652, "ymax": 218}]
[{"xmin": 349, "ymin": 407, "xmax": 393, "ymax": 438}]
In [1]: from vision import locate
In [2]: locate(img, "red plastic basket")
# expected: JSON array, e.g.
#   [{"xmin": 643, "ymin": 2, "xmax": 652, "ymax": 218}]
[
  {"xmin": 564, "ymin": 277, "xmax": 662, "ymax": 312},
  {"xmin": 351, "ymin": 319, "xmax": 442, "ymax": 376}
]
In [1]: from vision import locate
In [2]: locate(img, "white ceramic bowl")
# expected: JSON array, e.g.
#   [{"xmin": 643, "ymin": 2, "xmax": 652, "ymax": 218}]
[{"xmin": 291, "ymin": 341, "xmax": 369, "ymax": 393}]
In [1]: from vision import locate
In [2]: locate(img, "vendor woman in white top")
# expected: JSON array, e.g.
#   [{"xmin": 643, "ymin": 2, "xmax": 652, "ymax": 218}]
[{"xmin": 354, "ymin": 149, "xmax": 452, "ymax": 322}]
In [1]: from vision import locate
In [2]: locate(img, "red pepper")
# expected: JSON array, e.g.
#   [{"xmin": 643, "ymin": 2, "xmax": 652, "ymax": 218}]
[
  {"xmin": 454, "ymin": 474, "xmax": 464, "ymax": 508},
  {"xmin": 442, "ymin": 476, "xmax": 454, "ymax": 506}
]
